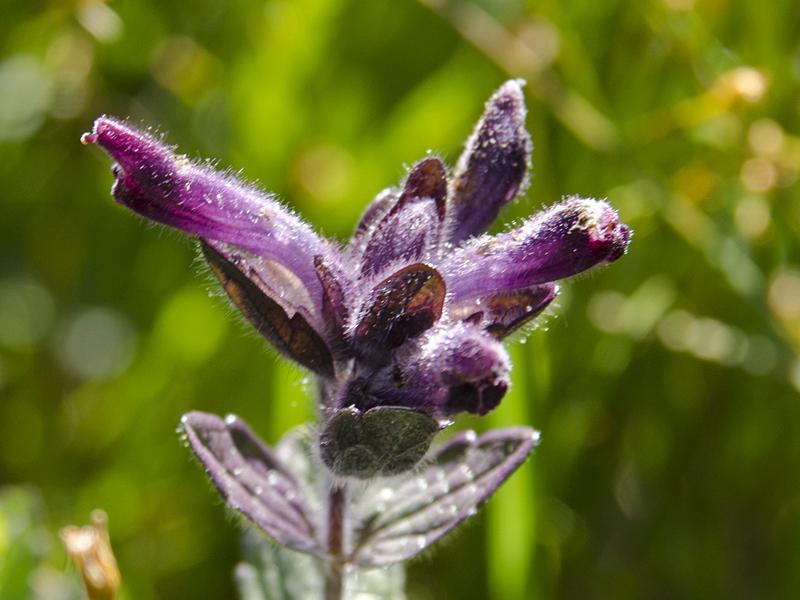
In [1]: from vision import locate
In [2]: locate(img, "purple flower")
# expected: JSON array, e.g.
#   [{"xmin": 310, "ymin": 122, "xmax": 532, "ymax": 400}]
[{"xmin": 83, "ymin": 80, "xmax": 630, "ymax": 478}]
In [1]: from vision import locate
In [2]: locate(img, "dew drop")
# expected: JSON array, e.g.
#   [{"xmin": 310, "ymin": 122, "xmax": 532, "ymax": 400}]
[{"xmin": 415, "ymin": 535, "xmax": 426, "ymax": 550}]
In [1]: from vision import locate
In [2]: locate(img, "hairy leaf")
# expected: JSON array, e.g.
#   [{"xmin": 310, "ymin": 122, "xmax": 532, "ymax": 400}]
[
  {"xmin": 235, "ymin": 528, "xmax": 407, "ymax": 600},
  {"xmin": 235, "ymin": 529, "xmax": 324, "ymax": 600},
  {"xmin": 351, "ymin": 426, "xmax": 539, "ymax": 566},
  {"xmin": 180, "ymin": 411, "xmax": 323, "ymax": 555}
]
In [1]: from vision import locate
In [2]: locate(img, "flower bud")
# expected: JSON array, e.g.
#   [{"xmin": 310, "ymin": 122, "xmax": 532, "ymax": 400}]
[{"xmin": 448, "ymin": 79, "xmax": 531, "ymax": 244}]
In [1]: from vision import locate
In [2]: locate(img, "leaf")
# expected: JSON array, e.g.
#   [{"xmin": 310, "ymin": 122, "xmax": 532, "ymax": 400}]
[
  {"xmin": 235, "ymin": 528, "xmax": 324, "ymax": 600},
  {"xmin": 319, "ymin": 406, "xmax": 440, "ymax": 479},
  {"xmin": 235, "ymin": 528, "xmax": 408, "ymax": 600},
  {"xmin": 350, "ymin": 426, "xmax": 539, "ymax": 566},
  {"xmin": 179, "ymin": 411, "xmax": 323, "ymax": 555},
  {"xmin": 202, "ymin": 242, "xmax": 335, "ymax": 377}
]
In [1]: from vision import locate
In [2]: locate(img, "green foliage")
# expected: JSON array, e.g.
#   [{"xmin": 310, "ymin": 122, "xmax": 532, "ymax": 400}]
[{"xmin": 2, "ymin": 1, "xmax": 800, "ymax": 598}]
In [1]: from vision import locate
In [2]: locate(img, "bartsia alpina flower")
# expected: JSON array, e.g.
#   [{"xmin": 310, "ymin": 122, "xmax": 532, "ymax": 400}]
[{"xmin": 83, "ymin": 80, "xmax": 630, "ymax": 478}]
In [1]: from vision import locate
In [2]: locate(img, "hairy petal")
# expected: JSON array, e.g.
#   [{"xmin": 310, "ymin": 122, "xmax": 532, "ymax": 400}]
[
  {"xmin": 393, "ymin": 156, "xmax": 448, "ymax": 220},
  {"xmin": 443, "ymin": 197, "xmax": 631, "ymax": 302},
  {"xmin": 359, "ymin": 202, "xmax": 440, "ymax": 277},
  {"xmin": 83, "ymin": 117, "xmax": 336, "ymax": 309},
  {"xmin": 357, "ymin": 323, "xmax": 510, "ymax": 417},
  {"xmin": 448, "ymin": 80, "xmax": 531, "ymax": 244},
  {"xmin": 359, "ymin": 158, "xmax": 447, "ymax": 276},
  {"xmin": 349, "ymin": 187, "xmax": 397, "ymax": 252}
]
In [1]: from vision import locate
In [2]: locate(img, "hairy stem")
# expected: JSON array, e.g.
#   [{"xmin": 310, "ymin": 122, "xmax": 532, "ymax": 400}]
[{"xmin": 324, "ymin": 485, "xmax": 347, "ymax": 600}]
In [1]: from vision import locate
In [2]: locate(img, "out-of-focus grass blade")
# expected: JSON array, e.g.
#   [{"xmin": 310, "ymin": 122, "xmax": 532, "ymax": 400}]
[{"xmin": 487, "ymin": 335, "xmax": 550, "ymax": 600}]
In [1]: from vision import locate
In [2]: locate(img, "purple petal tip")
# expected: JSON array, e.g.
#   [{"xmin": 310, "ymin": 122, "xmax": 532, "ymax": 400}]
[
  {"xmin": 569, "ymin": 197, "xmax": 631, "ymax": 264},
  {"xmin": 491, "ymin": 79, "xmax": 526, "ymax": 112}
]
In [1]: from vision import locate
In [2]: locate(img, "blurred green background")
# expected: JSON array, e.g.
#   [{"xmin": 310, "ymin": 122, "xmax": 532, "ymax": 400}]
[{"xmin": 2, "ymin": 0, "xmax": 800, "ymax": 598}]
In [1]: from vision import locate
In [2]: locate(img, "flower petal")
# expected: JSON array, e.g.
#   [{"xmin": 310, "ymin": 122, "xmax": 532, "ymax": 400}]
[
  {"xmin": 352, "ymin": 323, "xmax": 510, "ymax": 417},
  {"xmin": 203, "ymin": 242, "xmax": 334, "ymax": 377},
  {"xmin": 443, "ymin": 197, "xmax": 631, "ymax": 302},
  {"xmin": 418, "ymin": 324, "xmax": 511, "ymax": 416},
  {"xmin": 393, "ymin": 156, "xmax": 448, "ymax": 220},
  {"xmin": 359, "ymin": 158, "xmax": 447, "ymax": 276},
  {"xmin": 83, "ymin": 117, "xmax": 335, "ymax": 309},
  {"xmin": 350, "ymin": 187, "xmax": 398, "ymax": 249},
  {"xmin": 447, "ymin": 80, "xmax": 531, "ymax": 244}
]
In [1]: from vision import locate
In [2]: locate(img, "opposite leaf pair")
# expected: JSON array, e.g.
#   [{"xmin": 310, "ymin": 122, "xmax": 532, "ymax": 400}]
[{"xmin": 181, "ymin": 411, "xmax": 539, "ymax": 566}]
